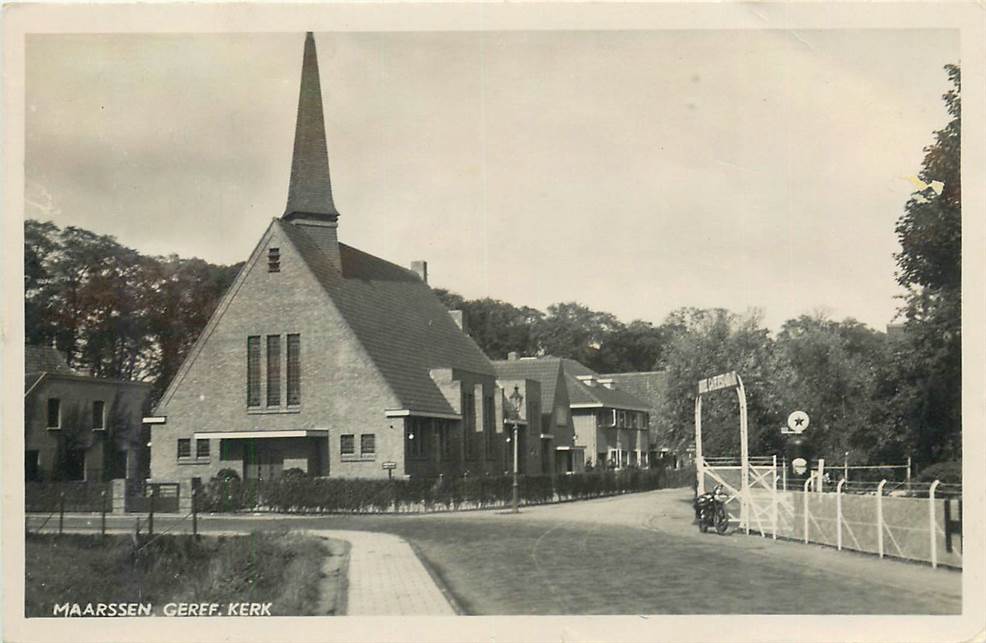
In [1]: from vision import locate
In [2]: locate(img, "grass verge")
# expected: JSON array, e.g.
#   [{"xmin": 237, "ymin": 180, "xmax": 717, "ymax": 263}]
[{"xmin": 25, "ymin": 530, "xmax": 344, "ymax": 617}]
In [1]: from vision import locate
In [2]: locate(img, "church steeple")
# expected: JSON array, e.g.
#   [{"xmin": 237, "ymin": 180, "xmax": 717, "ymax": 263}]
[{"xmin": 283, "ymin": 32, "xmax": 339, "ymax": 223}]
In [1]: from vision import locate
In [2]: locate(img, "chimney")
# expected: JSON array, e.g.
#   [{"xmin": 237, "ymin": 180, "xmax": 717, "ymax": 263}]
[
  {"xmin": 449, "ymin": 310, "xmax": 468, "ymax": 333},
  {"xmin": 410, "ymin": 260, "xmax": 428, "ymax": 284},
  {"xmin": 507, "ymin": 351, "xmax": 519, "ymax": 361}
]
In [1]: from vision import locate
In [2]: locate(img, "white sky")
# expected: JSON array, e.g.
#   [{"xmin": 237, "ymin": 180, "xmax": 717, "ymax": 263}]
[{"xmin": 25, "ymin": 30, "xmax": 958, "ymax": 330}]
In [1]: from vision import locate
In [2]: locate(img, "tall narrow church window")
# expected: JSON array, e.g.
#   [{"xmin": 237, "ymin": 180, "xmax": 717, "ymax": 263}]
[
  {"xmin": 247, "ymin": 336, "xmax": 261, "ymax": 407},
  {"xmin": 287, "ymin": 333, "xmax": 301, "ymax": 405},
  {"xmin": 266, "ymin": 335, "xmax": 281, "ymax": 406},
  {"xmin": 268, "ymin": 247, "xmax": 280, "ymax": 272}
]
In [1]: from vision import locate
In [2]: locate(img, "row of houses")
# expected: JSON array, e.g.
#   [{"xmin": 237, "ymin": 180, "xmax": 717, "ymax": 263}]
[{"xmin": 24, "ymin": 33, "xmax": 683, "ymax": 486}]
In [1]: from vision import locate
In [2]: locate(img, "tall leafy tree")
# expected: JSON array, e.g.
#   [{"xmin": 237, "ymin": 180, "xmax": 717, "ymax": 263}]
[
  {"xmin": 891, "ymin": 64, "xmax": 961, "ymax": 467},
  {"xmin": 657, "ymin": 308, "xmax": 782, "ymax": 457}
]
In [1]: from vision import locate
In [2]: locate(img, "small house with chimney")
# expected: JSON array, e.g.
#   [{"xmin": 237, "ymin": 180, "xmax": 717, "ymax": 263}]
[
  {"xmin": 493, "ymin": 355, "xmax": 653, "ymax": 473},
  {"xmin": 148, "ymin": 33, "xmax": 541, "ymax": 484}
]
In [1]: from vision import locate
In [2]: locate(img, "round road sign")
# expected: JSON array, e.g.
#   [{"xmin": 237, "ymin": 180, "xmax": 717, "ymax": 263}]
[{"xmin": 787, "ymin": 410, "xmax": 810, "ymax": 433}]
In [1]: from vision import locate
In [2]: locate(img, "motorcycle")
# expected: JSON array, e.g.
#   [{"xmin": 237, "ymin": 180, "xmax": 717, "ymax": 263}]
[{"xmin": 693, "ymin": 484, "xmax": 730, "ymax": 534}]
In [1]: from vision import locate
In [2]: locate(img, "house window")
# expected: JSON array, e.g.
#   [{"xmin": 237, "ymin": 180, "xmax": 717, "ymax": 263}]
[
  {"xmin": 340, "ymin": 434, "xmax": 355, "ymax": 456},
  {"xmin": 196, "ymin": 438, "xmax": 210, "ymax": 459},
  {"xmin": 92, "ymin": 400, "xmax": 105, "ymax": 430},
  {"xmin": 268, "ymin": 247, "xmax": 280, "ymax": 272},
  {"xmin": 177, "ymin": 438, "xmax": 191, "ymax": 459},
  {"xmin": 360, "ymin": 434, "xmax": 375, "ymax": 456},
  {"xmin": 247, "ymin": 336, "xmax": 261, "ymax": 406},
  {"xmin": 463, "ymin": 392, "xmax": 477, "ymax": 460},
  {"xmin": 266, "ymin": 335, "xmax": 281, "ymax": 406},
  {"xmin": 46, "ymin": 398, "xmax": 61, "ymax": 429},
  {"xmin": 483, "ymin": 396, "xmax": 495, "ymax": 459},
  {"xmin": 287, "ymin": 333, "xmax": 301, "ymax": 405}
]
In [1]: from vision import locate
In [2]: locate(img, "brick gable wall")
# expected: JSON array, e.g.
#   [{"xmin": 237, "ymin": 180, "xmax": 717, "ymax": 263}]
[{"xmin": 150, "ymin": 221, "xmax": 404, "ymax": 482}]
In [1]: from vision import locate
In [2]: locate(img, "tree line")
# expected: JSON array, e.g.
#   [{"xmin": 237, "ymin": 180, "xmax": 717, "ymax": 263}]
[{"xmin": 24, "ymin": 65, "xmax": 960, "ymax": 475}]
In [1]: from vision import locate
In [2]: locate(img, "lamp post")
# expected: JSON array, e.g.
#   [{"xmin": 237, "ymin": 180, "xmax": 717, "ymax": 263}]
[{"xmin": 507, "ymin": 385, "xmax": 524, "ymax": 514}]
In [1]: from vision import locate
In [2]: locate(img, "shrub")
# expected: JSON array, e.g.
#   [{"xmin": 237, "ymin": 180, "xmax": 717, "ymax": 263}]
[
  {"xmin": 198, "ymin": 466, "xmax": 674, "ymax": 514},
  {"xmin": 916, "ymin": 460, "xmax": 962, "ymax": 484}
]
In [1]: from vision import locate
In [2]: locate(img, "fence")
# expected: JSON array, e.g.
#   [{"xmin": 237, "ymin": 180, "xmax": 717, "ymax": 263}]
[{"xmin": 772, "ymin": 479, "xmax": 962, "ymax": 568}]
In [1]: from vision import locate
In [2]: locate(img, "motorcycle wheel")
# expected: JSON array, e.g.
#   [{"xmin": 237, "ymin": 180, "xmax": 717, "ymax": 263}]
[
  {"xmin": 715, "ymin": 506, "xmax": 729, "ymax": 534},
  {"xmin": 698, "ymin": 512, "xmax": 709, "ymax": 533}
]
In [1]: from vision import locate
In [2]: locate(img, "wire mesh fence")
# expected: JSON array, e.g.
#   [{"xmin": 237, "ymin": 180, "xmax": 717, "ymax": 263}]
[{"xmin": 772, "ymin": 485, "xmax": 962, "ymax": 568}]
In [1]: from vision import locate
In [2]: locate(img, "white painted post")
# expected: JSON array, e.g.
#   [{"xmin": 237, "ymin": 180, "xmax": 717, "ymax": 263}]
[
  {"xmin": 782, "ymin": 458, "xmax": 787, "ymax": 492},
  {"xmin": 694, "ymin": 396, "xmax": 704, "ymax": 495},
  {"xmin": 736, "ymin": 376, "xmax": 750, "ymax": 535},
  {"xmin": 803, "ymin": 476, "xmax": 812, "ymax": 544},
  {"xmin": 772, "ymin": 454, "xmax": 778, "ymax": 540},
  {"xmin": 817, "ymin": 458, "xmax": 825, "ymax": 493},
  {"xmin": 836, "ymin": 478, "xmax": 846, "ymax": 551},
  {"xmin": 877, "ymin": 479, "xmax": 887, "ymax": 558},
  {"xmin": 929, "ymin": 479, "xmax": 940, "ymax": 569}
]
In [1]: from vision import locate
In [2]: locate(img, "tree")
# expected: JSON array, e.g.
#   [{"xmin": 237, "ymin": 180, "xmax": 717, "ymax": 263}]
[
  {"xmin": 432, "ymin": 289, "xmax": 542, "ymax": 359},
  {"xmin": 657, "ymin": 308, "xmax": 782, "ymax": 457},
  {"xmin": 24, "ymin": 219, "xmax": 241, "ymax": 404},
  {"xmin": 533, "ymin": 302, "xmax": 623, "ymax": 371},
  {"xmin": 773, "ymin": 315, "xmax": 892, "ymax": 465},
  {"xmin": 891, "ymin": 63, "xmax": 961, "ymax": 467}
]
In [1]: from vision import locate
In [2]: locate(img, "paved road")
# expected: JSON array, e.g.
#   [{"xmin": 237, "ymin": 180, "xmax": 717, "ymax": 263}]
[
  {"xmin": 30, "ymin": 488, "xmax": 961, "ymax": 614},
  {"xmin": 436, "ymin": 488, "xmax": 962, "ymax": 603}
]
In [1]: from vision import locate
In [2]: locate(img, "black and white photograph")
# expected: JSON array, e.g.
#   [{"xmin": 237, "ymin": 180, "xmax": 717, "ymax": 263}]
[{"xmin": 2, "ymin": 3, "xmax": 984, "ymax": 642}]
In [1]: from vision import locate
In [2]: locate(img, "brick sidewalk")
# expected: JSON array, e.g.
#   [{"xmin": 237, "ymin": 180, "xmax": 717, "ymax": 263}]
[{"xmin": 305, "ymin": 530, "xmax": 456, "ymax": 616}]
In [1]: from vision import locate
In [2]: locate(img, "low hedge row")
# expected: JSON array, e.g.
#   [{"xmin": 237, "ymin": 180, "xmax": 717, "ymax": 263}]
[{"xmin": 197, "ymin": 467, "xmax": 693, "ymax": 514}]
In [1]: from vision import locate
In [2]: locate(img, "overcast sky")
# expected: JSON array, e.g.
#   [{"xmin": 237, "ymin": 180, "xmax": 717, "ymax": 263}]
[{"xmin": 25, "ymin": 30, "xmax": 957, "ymax": 330}]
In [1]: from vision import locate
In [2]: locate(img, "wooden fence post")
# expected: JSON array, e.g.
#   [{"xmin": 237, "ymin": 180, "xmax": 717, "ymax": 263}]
[
  {"xmin": 876, "ymin": 479, "xmax": 887, "ymax": 558},
  {"xmin": 802, "ymin": 477, "xmax": 811, "ymax": 544},
  {"xmin": 58, "ymin": 492, "xmax": 65, "ymax": 534},
  {"xmin": 771, "ymin": 454, "xmax": 778, "ymax": 540},
  {"xmin": 100, "ymin": 490, "xmax": 107, "ymax": 538},
  {"xmin": 929, "ymin": 479, "xmax": 940, "ymax": 568},
  {"xmin": 148, "ymin": 485, "xmax": 156, "ymax": 537},
  {"xmin": 192, "ymin": 488, "xmax": 198, "ymax": 538},
  {"xmin": 836, "ymin": 478, "xmax": 845, "ymax": 551}
]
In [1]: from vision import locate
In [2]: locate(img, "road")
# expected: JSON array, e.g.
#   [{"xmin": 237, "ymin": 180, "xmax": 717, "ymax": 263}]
[{"xmin": 28, "ymin": 487, "xmax": 961, "ymax": 614}]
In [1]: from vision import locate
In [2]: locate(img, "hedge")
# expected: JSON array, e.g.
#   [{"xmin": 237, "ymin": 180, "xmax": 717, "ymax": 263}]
[{"xmin": 197, "ymin": 466, "xmax": 696, "ymax": 514}]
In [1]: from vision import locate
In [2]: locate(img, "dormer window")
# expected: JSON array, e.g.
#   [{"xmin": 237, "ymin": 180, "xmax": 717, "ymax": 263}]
[{"xmin": 268, "ymin": 247, "xmax": 281, "ymax": 272}]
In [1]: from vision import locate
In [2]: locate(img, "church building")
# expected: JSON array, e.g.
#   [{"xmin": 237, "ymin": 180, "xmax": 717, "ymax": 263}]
[{"xmin": 148, "ymin": 33, "xmax": 539, "ymax": 483}]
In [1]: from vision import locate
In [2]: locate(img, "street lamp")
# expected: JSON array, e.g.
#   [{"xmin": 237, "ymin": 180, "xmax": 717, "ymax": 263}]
[{"xmin": 507, "ymin": 385, "xmax": 524, "ymax": 514}]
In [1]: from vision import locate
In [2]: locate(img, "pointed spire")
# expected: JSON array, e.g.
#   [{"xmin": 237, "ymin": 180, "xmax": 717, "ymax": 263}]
[{"xmin": 283, "ymin": 32, "xmax": 339, "ymax": 222}]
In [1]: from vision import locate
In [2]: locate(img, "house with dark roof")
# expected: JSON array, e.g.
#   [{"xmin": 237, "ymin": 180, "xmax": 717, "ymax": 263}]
[
  {"xmin": 493, "ymin": 355, "xmax": 655, "ymax": 473},
  {"xmin": 148, "ymin": 33, "xmax": 542, "ymax": 483},
  {"xmin": 599, "ymin": 371, "xmax": 683, "ymax": 467},
  {"xmin": 25, "ymin": 344, "xmax": 151, "ymax": 481}
]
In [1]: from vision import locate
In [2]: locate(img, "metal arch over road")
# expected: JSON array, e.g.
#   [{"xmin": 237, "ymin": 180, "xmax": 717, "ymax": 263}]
[{"xmin": 694, "ymin": 371, "xmax": 779, "ymax": 537}]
